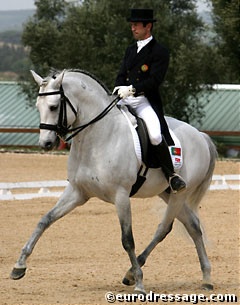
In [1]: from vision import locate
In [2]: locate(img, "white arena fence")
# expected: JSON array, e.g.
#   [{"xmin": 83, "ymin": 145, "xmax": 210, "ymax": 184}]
[{"xmin": 0, "ymin": 175, "xmax": 239, "ymax": 201}]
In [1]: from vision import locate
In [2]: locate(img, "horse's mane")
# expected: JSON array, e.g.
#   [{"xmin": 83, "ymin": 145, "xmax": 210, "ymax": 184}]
[{"xmin": 48, "ymin": 68, "xmax": 112, "ymax": 96}]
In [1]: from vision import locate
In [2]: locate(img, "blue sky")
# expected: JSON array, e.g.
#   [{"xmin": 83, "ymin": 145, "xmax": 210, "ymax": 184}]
[
  {"xmin": 0, "ymin": 0, "xmax": 211, "ymax": 11},
  {"xmin": 0, "ymin": 0, "xmax": 35, "ymax": 10}
]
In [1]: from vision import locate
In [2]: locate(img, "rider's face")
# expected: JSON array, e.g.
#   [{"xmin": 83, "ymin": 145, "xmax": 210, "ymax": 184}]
[{"xmin": 130, "ymin": 22, "xmax": 152, "ymax": 41}]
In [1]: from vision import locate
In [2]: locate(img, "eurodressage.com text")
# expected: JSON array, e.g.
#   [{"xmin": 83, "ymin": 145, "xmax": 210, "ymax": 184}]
[{"xmin": 105, "ymin": 291, "xmax": 238, "ymax": 303}]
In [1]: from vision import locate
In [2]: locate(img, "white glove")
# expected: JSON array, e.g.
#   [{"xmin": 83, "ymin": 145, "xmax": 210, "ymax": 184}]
[{"xmin": 112, "ymin": 85, "xmax": 136, "ymax": 99}]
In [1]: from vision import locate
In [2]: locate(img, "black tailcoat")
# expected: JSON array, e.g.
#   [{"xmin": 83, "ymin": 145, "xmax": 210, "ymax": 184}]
[{"xmin": 115, "ymin": 37, "xmax": 174, "ymax": 145}]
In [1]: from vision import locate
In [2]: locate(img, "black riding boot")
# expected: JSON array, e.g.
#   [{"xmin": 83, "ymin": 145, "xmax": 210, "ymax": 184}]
[{"xmin": 154, "ymin": 137, "xmax": 186, "ymax": 193}]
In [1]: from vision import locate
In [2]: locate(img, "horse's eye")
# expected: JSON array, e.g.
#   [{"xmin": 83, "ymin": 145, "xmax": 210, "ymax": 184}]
[{"xmin": 49, "ymin": 105, "xmax": 58, "ymax": 111}]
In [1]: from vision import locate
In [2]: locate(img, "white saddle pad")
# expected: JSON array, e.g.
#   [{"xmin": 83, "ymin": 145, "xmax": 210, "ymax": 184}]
[{"xmin": 120, "ymin": 107, "xmax": 183, "ymax": 170}]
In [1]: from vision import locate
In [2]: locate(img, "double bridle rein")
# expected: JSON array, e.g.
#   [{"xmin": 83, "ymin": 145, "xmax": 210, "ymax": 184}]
[{"xmin": 38, "ymin": 85, "xmax": 120, "ymax": 142}]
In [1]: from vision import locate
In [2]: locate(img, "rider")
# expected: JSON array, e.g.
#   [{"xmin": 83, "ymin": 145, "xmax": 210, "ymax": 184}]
[{"xmin": 113, "ymin": 8, "xmax": 186, "ymax": 193}]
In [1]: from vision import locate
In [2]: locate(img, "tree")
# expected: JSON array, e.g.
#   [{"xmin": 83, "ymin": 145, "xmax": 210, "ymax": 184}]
[
  {"xmin": 211, "ymin": 0, "xmax": 240, "ymax": 83},
  {"xmin": 20, "ymin": 0, "xmax": 69, "ymax": 99},
  {"xmin": 21, "ymin": 0, "xmax": 68, "ymax": 75},
  {"xmin": 21, "ymin": 0, "xmax": 218, "ymax": 123}
]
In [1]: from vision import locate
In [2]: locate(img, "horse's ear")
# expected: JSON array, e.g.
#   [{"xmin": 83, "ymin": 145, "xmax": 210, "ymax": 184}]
[
  {"xmin": 53, "ymin": 70, "xmax": 66, "ymax": 88},
  {"xmin": 30, "ymin": 70, "xmax": 43, "ymax": 86}
]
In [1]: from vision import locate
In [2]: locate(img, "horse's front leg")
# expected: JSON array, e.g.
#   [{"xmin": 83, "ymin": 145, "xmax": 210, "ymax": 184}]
[
  {"xmin": 10, "ymin": 183, "xmax": 87, "ymax": 280},
  {"xmin": 115, "ymin": 192, "xmax": 145, "ymax": 294}
]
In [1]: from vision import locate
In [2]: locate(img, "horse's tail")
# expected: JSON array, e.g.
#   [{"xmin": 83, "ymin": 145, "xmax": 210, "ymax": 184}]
[
  {"xmin": 202, "ymin": 132, "xmax": 218, "ymax": 183},
  {"xmin": 188, "ymin": 132, "xmax": 218, "ymax": 213}
]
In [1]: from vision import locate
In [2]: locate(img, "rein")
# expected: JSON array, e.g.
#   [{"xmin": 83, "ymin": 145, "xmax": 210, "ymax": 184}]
[
  {"xmin": 66, "ymin": 95, "xmax": 120, "ymax": 141},
  {"xmin": 38, "ymin": 86, "xmax": 120, "ymax": 141}
]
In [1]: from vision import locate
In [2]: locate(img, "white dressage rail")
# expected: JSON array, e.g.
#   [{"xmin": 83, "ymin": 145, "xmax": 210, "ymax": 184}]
[
  {"xmin": 210, "ymin": 175, "xmax": 240, "ymax": 190},
  {"xmin": 0, "ymin": 175, "xmax": 239, "ymax": 200},
  {"xmin": 0, "ymin": 180, "xmax": 68, "ymax": 200}
]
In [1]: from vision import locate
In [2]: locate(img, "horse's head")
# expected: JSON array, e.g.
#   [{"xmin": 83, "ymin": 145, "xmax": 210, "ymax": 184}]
[{"xmin": 31, "ymin": 70, "xmax": 77, "ymax": 150}]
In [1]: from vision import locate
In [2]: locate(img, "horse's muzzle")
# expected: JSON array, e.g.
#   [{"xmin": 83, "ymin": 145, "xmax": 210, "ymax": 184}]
[{"xmin": 39, "ymin": 136, "xmax": 60, "ymax": 151}]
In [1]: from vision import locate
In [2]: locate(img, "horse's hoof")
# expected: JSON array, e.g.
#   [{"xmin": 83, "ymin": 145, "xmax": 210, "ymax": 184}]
[
  {"xmin": 202, "ymin": 283, "xmax": 214, "ymax": 290},
  {"xmin": 10, "ymin": 267, "xmax": 26, "ymax": 280},
  {"xmin": 134, "ymin": 288, "xmax": 146, "ymax": 296},
  {"xmin": 122, "ymin": 277, "xmax": 135, "ymax": 286}
]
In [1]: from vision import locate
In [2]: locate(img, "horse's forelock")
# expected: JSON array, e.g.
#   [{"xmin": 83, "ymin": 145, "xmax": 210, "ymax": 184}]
[
  {"xmin": 41, "ymin": 70, "xmax": 61, "ymax": 86},
  {"xmin": 41, "ymin": 78, "xmax": 49, "ymax": 85}
]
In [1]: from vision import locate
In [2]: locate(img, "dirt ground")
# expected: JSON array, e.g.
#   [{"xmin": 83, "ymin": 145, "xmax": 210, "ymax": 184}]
[{"xmin": 0, "ymin": 153, "xmax": 239, "ymax": 305}]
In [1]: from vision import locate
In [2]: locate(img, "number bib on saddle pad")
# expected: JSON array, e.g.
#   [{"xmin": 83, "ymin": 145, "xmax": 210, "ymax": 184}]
[{"xmin": 168, "ymin": 130, "xmax": 183, "ymax": 170}]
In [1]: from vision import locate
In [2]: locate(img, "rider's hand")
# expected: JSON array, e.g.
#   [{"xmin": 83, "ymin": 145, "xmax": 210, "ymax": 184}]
[{"xmin": 112, "ymin": 85, "xmax": 136, "ymax": 99}]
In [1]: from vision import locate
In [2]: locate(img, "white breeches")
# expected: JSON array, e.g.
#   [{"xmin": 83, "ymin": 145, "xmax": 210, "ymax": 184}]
[{"xmin": 119, "ymin": 96, "xmax": 162, "ymax": 145}]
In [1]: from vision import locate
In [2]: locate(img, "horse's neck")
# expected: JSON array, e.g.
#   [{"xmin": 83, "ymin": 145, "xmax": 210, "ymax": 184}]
[
  {"xmin": 64, "ymin": 72, "xmax": 126, "ymax": 140},
  {"xmin": 63, "ymin": 72, "xmax": 134, "ymax": 152},
  {"xmin": 70, "ymin": 100, "xmax": 128, "ymax": 146},
  {"xmin": 65, "ymin": 72, "xmax": 109, "ymax": 101},
  {"xmin": 66, "ymin": 74, "xmax": 136, "ymax": 173},
  {"xmin": 65, "ymin": 73, "xmax": 110, "ymax": 120}
]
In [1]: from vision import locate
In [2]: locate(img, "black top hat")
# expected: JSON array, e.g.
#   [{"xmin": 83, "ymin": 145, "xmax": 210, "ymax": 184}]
[{"xmin": 127, "ymin": 9, "xmax": 157, "ymax": 23}]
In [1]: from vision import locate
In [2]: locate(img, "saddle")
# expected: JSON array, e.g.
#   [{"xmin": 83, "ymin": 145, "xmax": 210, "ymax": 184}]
[
  {"xmin": 119, "ymin": 106, "xmax": 183, "ymax": 197},
  {"xmin": 135, "ymin": 115, "xmax": 161, "ymax": 168},
  {"xmin": 123, "ymin": 105, "xmax": 164, "ymax": 168},
  {"xmin": 126, "ymin": 108, "xmax": 159, "ymax": 196}
]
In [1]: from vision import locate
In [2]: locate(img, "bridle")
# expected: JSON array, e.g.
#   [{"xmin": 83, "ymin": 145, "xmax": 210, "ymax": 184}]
[
  {"xmin": 38, "ymin": 85, "xmax": 77, "ymax": 139},
  {"xmin": 38, "ymin": 85, "xmax": 120, "ymax": 142}
]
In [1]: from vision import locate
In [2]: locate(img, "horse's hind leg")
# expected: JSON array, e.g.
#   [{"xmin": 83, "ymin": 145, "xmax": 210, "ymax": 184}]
[
  {"xmin": 176, "ymin": 204, "xmax": 213, "ymax": 290},
  {"xmin": 10, "ymin": 184, "xmax": 87, "ymax": 280}
]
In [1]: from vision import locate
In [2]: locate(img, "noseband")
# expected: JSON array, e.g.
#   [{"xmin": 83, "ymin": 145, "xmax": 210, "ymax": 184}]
[{"xmin": 38, "ymin": 86, "xmax": 120, "ymax": 141}]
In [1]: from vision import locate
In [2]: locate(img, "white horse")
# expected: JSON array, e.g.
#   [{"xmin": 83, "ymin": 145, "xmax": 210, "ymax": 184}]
[{"xmin": 11, "ymin": 69, "xmax": 217, "ymax": 294}]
